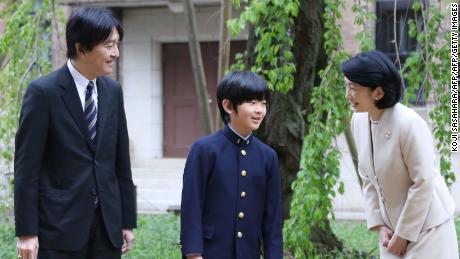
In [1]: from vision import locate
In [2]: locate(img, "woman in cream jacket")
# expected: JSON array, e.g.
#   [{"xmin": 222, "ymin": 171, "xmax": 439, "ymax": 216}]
[{"xmin": 341, "ymin": 50, "xmax": 458, "ymax": 258}]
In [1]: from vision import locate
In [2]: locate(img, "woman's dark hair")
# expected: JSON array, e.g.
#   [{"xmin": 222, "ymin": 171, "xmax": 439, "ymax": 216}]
[
  {"xmin": 66, "ymin": 7, "xmax": 123, "ymax": 59},
  {"xmin": 217, "ymin": 71, "xmax": 270, "ymax": 124},
  {"xmin": 340, "ymin": 50, "xmax": 402, "ymax": 108}
]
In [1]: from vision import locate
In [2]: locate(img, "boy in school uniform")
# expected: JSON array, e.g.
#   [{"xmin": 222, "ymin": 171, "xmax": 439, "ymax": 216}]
[{"xmin": 180, "ymin": 71, "xmax": 283, "ymax": 259}]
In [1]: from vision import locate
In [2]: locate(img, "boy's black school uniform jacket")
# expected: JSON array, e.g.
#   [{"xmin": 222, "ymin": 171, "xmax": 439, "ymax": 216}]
[{"xmin": 180, "ymin": 125, "xmax": 283, "ymax": 259}]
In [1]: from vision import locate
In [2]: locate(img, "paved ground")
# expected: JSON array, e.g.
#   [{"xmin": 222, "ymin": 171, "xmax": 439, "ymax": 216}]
[{"xmin": 133, "ymin": 159, "xmax": 184, "ymax": 214}]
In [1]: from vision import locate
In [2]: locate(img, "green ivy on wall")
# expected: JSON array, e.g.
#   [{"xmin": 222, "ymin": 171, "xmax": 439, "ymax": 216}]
[
  {"xmin": 228, "ymin": 0, "xmax": 298, "ymax": 93},
  {"xmin": 0, "ymin": 0, "xmax": 61, "ymax": 201},
  {"xmin": 284, "ymin": 0, "xmax": 350, "ymax": 255},
  {"xmin": 403, "ymin": 1, "xmax": 455, "ymax": 186}
]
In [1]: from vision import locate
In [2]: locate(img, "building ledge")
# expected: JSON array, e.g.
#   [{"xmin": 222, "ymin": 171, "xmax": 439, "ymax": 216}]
[{"xmin": 60, "ymin": 0, "xmax": 219, "ymax": 8}]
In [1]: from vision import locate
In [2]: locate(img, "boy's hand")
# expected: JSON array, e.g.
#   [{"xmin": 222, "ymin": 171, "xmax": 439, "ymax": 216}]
[{"xmin": 186, "ymin": 255, "xmax": 203, "ymax": 259}]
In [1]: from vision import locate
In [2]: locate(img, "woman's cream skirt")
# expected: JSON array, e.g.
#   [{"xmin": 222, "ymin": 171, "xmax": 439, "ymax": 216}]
[{"xmin": 379, "ymin": 218, "xmax": 458, "ymax": 259}]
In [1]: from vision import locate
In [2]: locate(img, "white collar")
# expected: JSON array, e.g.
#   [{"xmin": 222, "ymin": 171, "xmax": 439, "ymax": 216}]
[
  {"xmin": 228, "ymin": 124, "xmax": 252, "ymax": 140},
  {"xmin": 67, "ymin": 59, "xmax": 97, "ymax": 92}
]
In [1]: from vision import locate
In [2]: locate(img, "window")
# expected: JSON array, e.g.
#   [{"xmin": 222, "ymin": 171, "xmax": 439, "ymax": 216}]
[
  {"xmin": 375, "ymin": 0, "xmax": 424, "ymax": 62},
  {"xmin": 375, "ymin": 0, "xmax": 425, "ymax": 103}
]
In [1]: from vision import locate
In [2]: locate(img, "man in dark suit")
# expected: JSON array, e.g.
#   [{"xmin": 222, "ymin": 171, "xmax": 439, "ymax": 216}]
[{"xmin": 14, "ymin": 7, "xmax": 136, "ymax": 259}]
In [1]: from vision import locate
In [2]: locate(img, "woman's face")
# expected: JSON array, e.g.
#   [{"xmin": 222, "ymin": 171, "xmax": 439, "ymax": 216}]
[{"xmin": 344, "ymin": 77, "xmax": 383, "ymax": 113}]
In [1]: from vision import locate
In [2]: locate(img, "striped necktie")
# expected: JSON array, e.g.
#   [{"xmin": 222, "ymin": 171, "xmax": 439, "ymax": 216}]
[{"xmin": 85, "ymin": 81, "xmax": 97, "ymax": 145}]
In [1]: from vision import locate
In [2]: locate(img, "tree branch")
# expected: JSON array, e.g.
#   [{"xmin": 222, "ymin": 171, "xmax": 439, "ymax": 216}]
[{"xmin": 393, "ymin": 0, "xmax": 405, "ymax": 89}]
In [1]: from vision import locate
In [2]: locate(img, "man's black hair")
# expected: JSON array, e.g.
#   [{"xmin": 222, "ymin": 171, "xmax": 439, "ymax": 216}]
[{"xmin": 66, "ymin": 7, "xmax": 123, "ymax": 59}]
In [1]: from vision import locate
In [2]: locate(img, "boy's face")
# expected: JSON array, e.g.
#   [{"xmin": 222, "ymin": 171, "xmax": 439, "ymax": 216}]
[{"xmin": 225, "ymin": 99, "xmax": 267, "ymax": 136}]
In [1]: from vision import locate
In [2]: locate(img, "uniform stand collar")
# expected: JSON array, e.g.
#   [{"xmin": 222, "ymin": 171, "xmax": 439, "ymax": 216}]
[{"xmin": 223, "ymin": 124, "xmax": 253, "ymax": 147}]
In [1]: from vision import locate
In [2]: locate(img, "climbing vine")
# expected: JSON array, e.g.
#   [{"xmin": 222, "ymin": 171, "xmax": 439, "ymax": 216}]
[
  {"xmin": 352, "ymin": 0, "xmax": 375, "ymax": 51},
  {"xmin": 283, "ymin": 0, "xmax": 349, "ymax": 255},
  {"xmin": 0, "ymin": 0, "xmax": 61, "ymax": 204},
  {"xmin": 228, "ymin": 0, "xmax": 298, "ymax": 93},
  {"xmin": 402, "ymin": 1, "xmax": 455, "ymax": 186}
]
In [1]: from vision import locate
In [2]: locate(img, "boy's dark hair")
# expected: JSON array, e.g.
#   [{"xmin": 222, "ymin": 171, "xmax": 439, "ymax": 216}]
[
  {"xmin": 217, "ymin": 71, "xmax": 270, "ymax": 124},
  {"xmin": 340, "ymin": 50, "xmax": 402, "ymax": 109},
  {"xmin": 66, "ymin": 7, "xmax": 123, "ymax": 59}
]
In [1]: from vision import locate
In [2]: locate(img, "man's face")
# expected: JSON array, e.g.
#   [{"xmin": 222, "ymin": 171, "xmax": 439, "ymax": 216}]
[
  {"xmin": 81, "ymin": 28, "xmax": 120, "ymax": 78},
  {"xmin": 228, "ymin": 99, "xmax": 267, "ymax": 136}
]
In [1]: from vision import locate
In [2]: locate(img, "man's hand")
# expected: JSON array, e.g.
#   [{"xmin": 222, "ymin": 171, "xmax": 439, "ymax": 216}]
[
  {"xmin": 121, "ymin": 229, "xmax": 135, "ymax": 254},
  {"xmin": 16, "ymin": 236, "xmax": 39, "ymax": 259},
  {"xmin": 387, "ymin": 235, "xmax": 408, "ymax": 256},
  {"xmin": 376, "ymin": 225, "xmax": 393, "ymax": 248},
  {"xmin": 186, "ymin": 255, "xmax": 203, "ymax": 259}
]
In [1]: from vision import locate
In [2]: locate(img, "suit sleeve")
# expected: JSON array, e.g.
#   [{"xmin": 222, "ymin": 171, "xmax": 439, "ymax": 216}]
[
  {"xmin": 115, "ymin": 85, "xmax": 137, "ymax": 229},
  {"xmin": 263, "ymin": 149, "xmax": 282, "ymax": 258},
  {"xmin": 14, "ymin": 82, "xmax": 49, "ymax": 236},
  {"xmin": 394, "ymin": 115, "xmax": 435, "ymax": 242},
  {"xmin": 361, "ymin": 171, "xmax": 385, "ymax": 230},
  {"xmin": 180, "ymin": 142, "xmax": 210, "ymax": 256},
  {"xmin": 351, "ymin": 114, "xmax": 384, "ymax": 230}
]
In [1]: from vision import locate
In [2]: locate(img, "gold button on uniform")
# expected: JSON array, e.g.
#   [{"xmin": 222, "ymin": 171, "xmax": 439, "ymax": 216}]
[
  {"xmin": 237, "ymin": 231, "xmax": 243, "ymax": 238},
  {"xmin": 241, "ymin": 150, "xmax": 246, "ymax": 155},
  {"xmin": 240, "ymin": 191, "xmax": 246, "ymax": 198},
  {"xmin": 241, "ymin": 170, "xmax": 247, "ymax": 176},
  {"xmin": 238, "ymin": 212, "xmax": 245, "ymax": 219}
]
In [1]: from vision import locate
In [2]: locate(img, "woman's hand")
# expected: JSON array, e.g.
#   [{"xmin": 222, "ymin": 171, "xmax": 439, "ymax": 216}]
[
  {"xmin": 374, "ymin": 225, "xmax": 393, "ymax": 247},
  {"xmin": 387, "ymin": 235, "xmax": 408, "ymax": 256}
]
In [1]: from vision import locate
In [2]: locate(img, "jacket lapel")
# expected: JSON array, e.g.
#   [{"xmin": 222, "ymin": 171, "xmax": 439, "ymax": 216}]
[
  {"xmin": 94, "ymin": 77, "xmax": 112, "ymax": 155},
  {"xmin": 369, "ymin": 106, "xmax": 395, "ymax": 176},
  {"xmin": 58, "ymin": 65, "xmax": 95, "ymax": 152},
  {"xmin": 362, "ymin": 117, "xmax": 376, "ymax": 175}
]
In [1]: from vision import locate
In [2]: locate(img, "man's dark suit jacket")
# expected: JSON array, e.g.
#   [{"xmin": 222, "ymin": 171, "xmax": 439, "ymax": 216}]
[{"xmin": 14, "ymin": 65, "xmax": 137, "ymax": 251}]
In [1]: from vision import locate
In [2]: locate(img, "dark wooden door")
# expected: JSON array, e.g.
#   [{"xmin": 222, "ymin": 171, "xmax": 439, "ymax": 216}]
[{"xmin": 163, "ymin": 41, "xmax": 246, "ymax": 157}]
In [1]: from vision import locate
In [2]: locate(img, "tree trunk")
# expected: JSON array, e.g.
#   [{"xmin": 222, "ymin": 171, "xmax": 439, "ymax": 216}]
[
  {"xmin": 343, "ymin": 119, "xmax": 363, "ymax": 188},
  {"xmin": 215, "ymin": 0, "xmax": 232, "ymax": 130},
  {"xmin": 256, "ymin": 0, "xmax": 343, "ymax": 252},
  {"xmin": 244, "ymin": 23, "xmax": 256, "ymax": 70},
  {"xmin": 259, "ymin": 0, "xmax": 323, "ymax": 220},
  {"xmin": 184, "ymin": 0, "xmax": 214, "ymax": 134}
]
